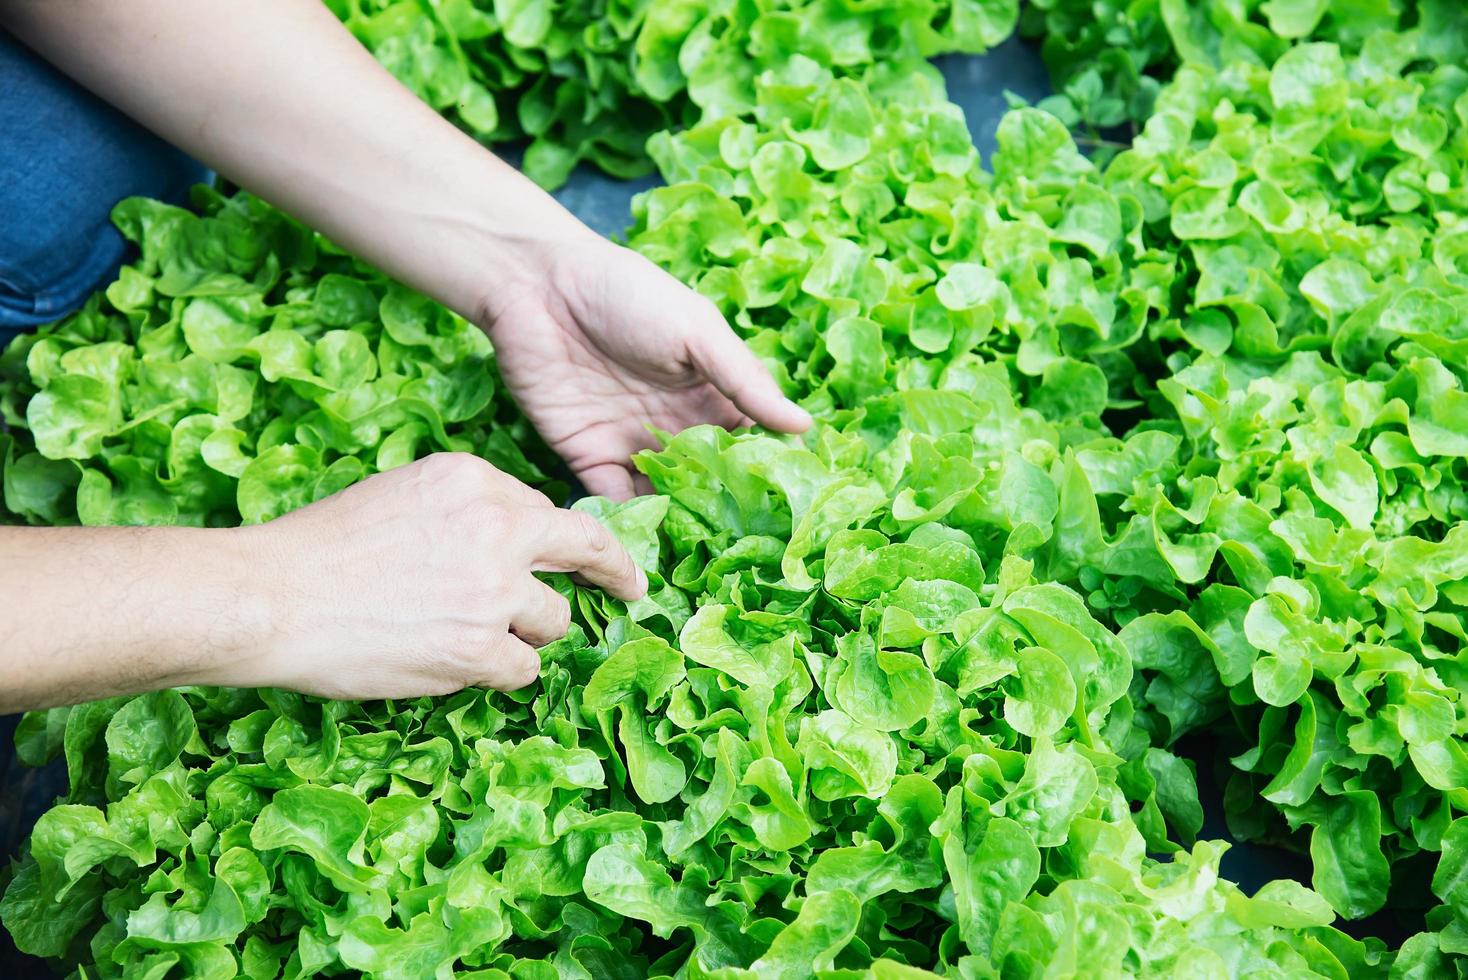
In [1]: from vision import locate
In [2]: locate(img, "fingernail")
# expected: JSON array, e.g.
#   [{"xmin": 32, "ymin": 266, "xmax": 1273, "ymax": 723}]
[{"xmin": 636, "ymin": 566, "xmax": 649, "ymax": 595}]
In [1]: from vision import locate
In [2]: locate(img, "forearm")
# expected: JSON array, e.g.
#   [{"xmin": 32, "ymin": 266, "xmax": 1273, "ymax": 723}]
[
  {"xmin": 0, "ymin": 525, "xmax": 277, "ymax": 712},
  {"xmin": 0, "ymin": 0, "xmax": 593, "ymax": 322}
]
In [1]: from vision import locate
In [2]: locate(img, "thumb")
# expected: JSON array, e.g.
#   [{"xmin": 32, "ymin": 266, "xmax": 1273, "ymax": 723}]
[{"xmin": 689, "ymin": 310, "xmax": 812, "ymax": 435}]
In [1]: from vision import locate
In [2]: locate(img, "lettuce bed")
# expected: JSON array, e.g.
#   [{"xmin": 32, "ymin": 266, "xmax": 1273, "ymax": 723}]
[{"xmin": 5, "ymin": 1, "xmax": 1468, "ymax": 978}]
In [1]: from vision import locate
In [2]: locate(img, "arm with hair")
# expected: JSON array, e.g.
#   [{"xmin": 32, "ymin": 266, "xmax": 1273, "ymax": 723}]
[{"xmin": 0, "ymin": 0, "xmax": 810, "ymax": 499}]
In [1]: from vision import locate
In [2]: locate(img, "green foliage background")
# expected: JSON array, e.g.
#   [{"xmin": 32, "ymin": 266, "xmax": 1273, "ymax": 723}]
[{"xmin": 5, "ymin": 0, "xmax": 1468, "ymax": 977}]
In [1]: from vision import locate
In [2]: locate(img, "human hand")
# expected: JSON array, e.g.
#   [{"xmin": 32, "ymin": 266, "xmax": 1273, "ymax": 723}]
[
  {"xmin": 479, "ymin": 235, "xmax": 812, "ymax": 499},
  {"xmin": 222, "ymin": 453, "xmax": 645, "ymax": 699},
  {"xmin": 6, "ymin": 0, "xmax": 808, "ymax": 503}
]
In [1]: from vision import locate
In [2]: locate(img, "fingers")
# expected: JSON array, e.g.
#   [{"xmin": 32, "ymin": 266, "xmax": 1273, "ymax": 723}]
[
  {"xmin": 579, "ymin": 463, "xmax": 637, "ymax": 502},
  {"xmin": 510, "ymin": 579, "xmax": 572, "ymax": 647},
  {"xmin": 479, "ymin": 634, "xmax": 541, "ymax": 692},
  {"xmin": 690, "ymin": 308, "xmax": 812, "ymax": 434},
  {"xmin": 530, "ymin": 508, "xmax": 647, "ymax": 601}
]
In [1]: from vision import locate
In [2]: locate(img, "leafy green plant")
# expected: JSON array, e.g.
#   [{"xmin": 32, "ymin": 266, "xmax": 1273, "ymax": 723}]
[
  {"xmin": 1022, "ymin": 0, "xmax": 1463, "ymax": 133},
  {"xmin": 1101, "ymin": 9, "xmax": 1468, "ymax": 957},
  {"xmin": 0, "ymin": 188, "xmax": 559, "ymax": 529},
  {"xmin": 326, "ymin": 0, "xmax": 1020, "ymax": 187},
  {"xmin": 629, "ymin": 0, "xmax": 1468, "ymax": 962},
  {"xmin": 0, "ymin": 418, "xmax": 1388, "ymax": 975},
  {"xmin": 1021, "ymin": 0, "xmax": 1172, "ymax": 132}
]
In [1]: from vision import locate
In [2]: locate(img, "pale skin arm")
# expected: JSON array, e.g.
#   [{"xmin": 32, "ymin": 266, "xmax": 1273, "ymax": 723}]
[
  {"xmin": 0, "ymin": 0, "xmax": 573, "ymax": 320},
  {"xmin": 0, "ymin": 455, "xmax": 646, "ymax": 714},
  {"xmin": 0, "ymin": 523, "xmax": 272, "ymax": 713}
]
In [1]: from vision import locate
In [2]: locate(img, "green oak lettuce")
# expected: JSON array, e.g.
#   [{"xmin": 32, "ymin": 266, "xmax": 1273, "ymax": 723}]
[
  {"xmin": 625, "ymin": 0, "xmax": 1468, "ymax": 956},
  {"xmin": 0, "ymin": 419, "xmax": 1378, "ymax": 977},
  {"xmin": 1103, "ymin": 13, "xmax": 1468, "ymax": 927},
  {"xmin": 0, "ymin": 188, "xmax": 559, "ymax": 529},
  {"xmin": 328, "ymin": 0, "xmax": 1020, "ymax": 188},
  {"xmin": 1023, "ymin": 0, "xmax": 1467, "ymax": 133}
]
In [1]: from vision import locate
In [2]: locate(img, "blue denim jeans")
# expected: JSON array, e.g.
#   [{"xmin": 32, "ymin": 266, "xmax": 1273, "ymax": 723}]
[{"xmin": 0, "ymin": 28, "xmax": 209, "ymax": 346}]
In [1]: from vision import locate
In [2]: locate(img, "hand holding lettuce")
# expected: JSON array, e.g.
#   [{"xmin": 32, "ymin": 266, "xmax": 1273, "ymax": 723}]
[
  {"xmin": 218, "ymin": 452, "xmax": 647, "ymax": 699},
  {"xmin": 0, "ymin": 453, "xmax": 645, "ymax": 712},
  {"xmin": 484, "ymin": 238, "xmax": 811, "ymax": 499}
]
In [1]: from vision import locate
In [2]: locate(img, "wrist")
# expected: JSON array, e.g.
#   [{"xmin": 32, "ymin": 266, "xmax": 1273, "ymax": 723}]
[
  {"xmin": 179, "ymin": 524, "xmax": 293, "ymax": 690},
  {"xmin": 460, "ymin": 185, "xmax": 601, "ymax": 334}
]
